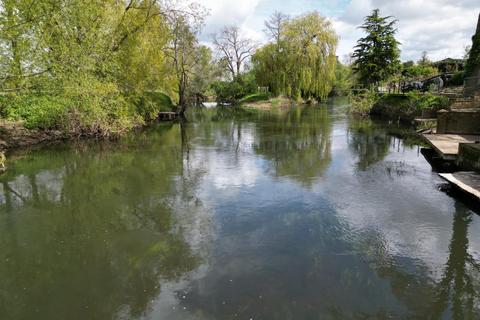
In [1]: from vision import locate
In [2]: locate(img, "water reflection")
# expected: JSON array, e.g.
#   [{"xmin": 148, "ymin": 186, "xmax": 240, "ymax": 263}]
[
  {"xmin": 1, "ymin": 102, "xmax": 480, "ymax": 319},
  {"xmin": 0, "ymin": 125, "xmax": 209, "ymax": 320},
  {"xmin": 431, "ymin": 203, "xmax": 480, "ymax": 319},
  {"xmin": 253, "ymin": 107, "xmax": 332, "ymax": 186},
  {"xmin": 348, "ymin": 118, "xmax": 397, "ymax": 171}
]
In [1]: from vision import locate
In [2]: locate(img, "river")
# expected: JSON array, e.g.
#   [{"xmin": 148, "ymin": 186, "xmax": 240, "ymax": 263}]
[{"xmin": 0, "ymin": 98, "xmax": 479, "ymax": 319}]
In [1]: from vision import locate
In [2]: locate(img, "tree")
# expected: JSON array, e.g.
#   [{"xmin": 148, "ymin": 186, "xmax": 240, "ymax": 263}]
[
  {"xmin": 332, "ymin": 59, "xmax": 354, "ymax": 96},
  {"xmin": 212, "ymin": 25, "xmax": 256, "ymax": 79},
  {"xmin": 163, "ymin": 1, "xmax": 209, "ymax": 113},
  {"xmin": 0, "ymin": 0, "xmax": 215, "ymax": 132},
  {"xmin": 465, "ymin": 13, "xmax": 480, "ymax": 78},
  {"xmin": 165, "ymin": 13, "xmax": 198, "ymax": 113},
  {"xmin": 264, "ymin": 11, "xmax": 289, "ymax": 45},
  {"xmin": 418, "ymin": 51, "xmax": 431, "ymax": 66},
  {"xmin": 352, "ymin": 9, "xmax": 401, "ymax": 86},
  {"xmin": 252, "ymin": 12, "xmax": 338, "ymax": 101},
  {"xmin": 188, "ymin": 45, "xmax": 221, "ymax": 102}
]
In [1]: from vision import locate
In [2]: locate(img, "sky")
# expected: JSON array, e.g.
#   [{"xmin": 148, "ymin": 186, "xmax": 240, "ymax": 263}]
[{"xmin": 196, "ymin": 0, "xmax": 480, "ymax": 63}]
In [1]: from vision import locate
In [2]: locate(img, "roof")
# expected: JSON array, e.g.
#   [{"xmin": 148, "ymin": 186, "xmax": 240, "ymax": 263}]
[{"xmin": 432, "ymin": 58, "xmax": 465, "ymax": 65}]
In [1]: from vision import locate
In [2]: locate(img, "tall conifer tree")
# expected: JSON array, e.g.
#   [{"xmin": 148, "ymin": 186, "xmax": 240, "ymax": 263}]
[{"xmin": 352, "ymin": 9, "xmax": 401, "ymax": 86}]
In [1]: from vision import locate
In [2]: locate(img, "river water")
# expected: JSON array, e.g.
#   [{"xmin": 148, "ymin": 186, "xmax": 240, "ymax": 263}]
[{"xmin": 1, "ymin": 98, "xmax": 479, "ymax": 319}]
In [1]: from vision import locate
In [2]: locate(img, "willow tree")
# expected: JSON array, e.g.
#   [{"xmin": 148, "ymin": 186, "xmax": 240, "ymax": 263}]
[{"xmin": 252, "ymin": 12, "xmax": 338, "ymax": 101}]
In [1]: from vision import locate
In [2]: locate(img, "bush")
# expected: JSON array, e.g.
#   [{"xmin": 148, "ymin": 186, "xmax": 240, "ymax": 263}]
[
  {"xmin": 212, "ymin": 73, "xmax": 258, "ymax": 104},
  {"xmin": 369, "ymin": 92, "xmax": 449, "ymax": 120},
  {"xmin": 404, "ymin": 91, "xmax": 449, "ymax": 113},
  {"xmin": 133, "ymin": 92, "xmax": 174, "ymax": 122},
  {"xmin": 1, "ymin": 94, "xmax": 69, "ymax": 129},
  {"xmin": 348, "ymin": 91, "xmax": 379, "ymax": 116},
  {"xmin": 449, "ymin": 71, "xmax": 464, "ymax": 86}
]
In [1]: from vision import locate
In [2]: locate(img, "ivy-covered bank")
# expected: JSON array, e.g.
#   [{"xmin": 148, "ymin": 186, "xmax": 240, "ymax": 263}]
[{"xmin": 349, "ymin": 92, "xmax": 450, "ymax": 122}]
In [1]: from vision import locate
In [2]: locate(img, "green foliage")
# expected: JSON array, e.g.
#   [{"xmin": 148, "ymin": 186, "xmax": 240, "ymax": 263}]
[
  {"xmin": 348, "ymin": 91, "xmax": 379, "ymax": 116},
  {"xmin": 370, "ymin": 92, "xmax": 449, "ymax": 120},
  {"xmin": 402, "ymin": 64, "xmax": 438, "ymax": 79},
  {"xmin": 404, "ymin": 91, "xmax": 449, "ymax": 112},
  {"xmin": 352, "ymin": 9, "xmax": 401, "ymax": 85},
  {"xmin": 450, "ymin": 71, "xmax": 465, "ymax": 86},
  {"xmin": 239, "ymin": 93, "xmax": 272, "ymax": 104},
  {"xmin": 349, "ymin": 90, "xmax": 449, "ymax": 119},
  {"xmin": 212, "ymin": 73, "xmax": 257, "ymax": 104},
  {"xmin": 132, "ymin": 92, "xmax": 174, "ymax": 122},
  {"xmin": 0, "ymin": 0, "xmax": 209, "ymax": 136},
  {"xmin": 1, "ymin": 94, "xmax": 68, "ymax": 129},
  {"xmin": 332, "ymin": 60, "xmax": 354, "ymax": 96},
  {"xmin": 465, "ymin": 19, "xmax": 480, "ymax": 77},
  {"xmin": 252, "ymin": 12, "xmax": 338, "ymax": 101}
]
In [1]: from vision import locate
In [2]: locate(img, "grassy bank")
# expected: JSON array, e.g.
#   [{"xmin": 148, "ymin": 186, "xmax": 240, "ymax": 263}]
[
  {"xmin": 349, "ymin": 92, "xmax": 450, "ymax": 122},
  {"xmin": 240, "ymin": 94, "xmax": 293, "ymax": 110},
  {"xmin": 0, "ymin": 92, "xmax": 175, "ymax": 151}
]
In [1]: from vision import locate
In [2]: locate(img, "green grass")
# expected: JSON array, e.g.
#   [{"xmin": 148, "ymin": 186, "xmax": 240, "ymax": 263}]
[{"xmin": 239, "ymin": 93, "xmax": 271, "ymax": 104}]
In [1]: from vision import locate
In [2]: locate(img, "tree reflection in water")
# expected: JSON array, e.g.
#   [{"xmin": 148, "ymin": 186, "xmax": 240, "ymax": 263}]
[
  {"xmin": 1, "ymin": 106, "xmax": 480, "ymax": 320},
  {"xmin": 253, "ymin": 106, "xmax": 332, "ymax": 186},
  {"xmin": 430, "ymin": 203, "xmax": 480, "ymax": 319},
  {"xmin": 0, "ymin": 124, "xmax": 209, "ymax": 320}
]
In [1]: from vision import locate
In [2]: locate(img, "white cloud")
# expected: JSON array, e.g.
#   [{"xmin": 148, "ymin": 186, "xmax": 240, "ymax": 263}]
[
  {"xmin": 196, "ymin": 0, "xmax": 480, "ymax": 62},
  {"xmin": 197, "ymin": 0, "xmax": 261, "ymax": 41},
  {"xmin": 337, "ymin": 0, "xmax": 480, "ymax": 61}
]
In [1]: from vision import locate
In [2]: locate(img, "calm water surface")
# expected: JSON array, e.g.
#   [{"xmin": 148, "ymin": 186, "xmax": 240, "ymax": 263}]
[{"xmin": 1, "ymin": 99, "xmax": 480, "ymax": 319}]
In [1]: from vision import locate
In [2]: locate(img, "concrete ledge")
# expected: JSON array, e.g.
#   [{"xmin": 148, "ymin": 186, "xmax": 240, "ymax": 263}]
[
  {"xmin": 439, "ymin": 172, "xmax": 480, "ymax": 200},
  {"xmin": 422, "ymin": 134, "xmax": 480, "ymax": 160}
]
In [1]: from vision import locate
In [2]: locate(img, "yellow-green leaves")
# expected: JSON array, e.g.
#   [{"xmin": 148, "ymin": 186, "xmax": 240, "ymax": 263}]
[{"xmin": 252, "ymin": 12, "xmax": 338, "ymax": 101}]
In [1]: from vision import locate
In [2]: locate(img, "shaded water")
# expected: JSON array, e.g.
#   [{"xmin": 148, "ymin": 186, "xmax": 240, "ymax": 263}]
[{"xmin": 1, "ymin": 99, "xmax": 480, "ymax": 319}]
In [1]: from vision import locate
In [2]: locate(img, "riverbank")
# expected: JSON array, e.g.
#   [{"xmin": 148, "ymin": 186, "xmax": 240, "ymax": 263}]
[
  {"xmin": 0, "ymin": 92, "xmax": 176, "ymax": 151},
  {"xmin": 0, "ymin": 119, "xmax": 66, "ymax": 151},
  {"xmin": 349, "ymin": 92, "xmax": 450, "ymax": 123},
  {"xmin": 242, "ymin": 96, "xmax": 293, "ymax": 110}
]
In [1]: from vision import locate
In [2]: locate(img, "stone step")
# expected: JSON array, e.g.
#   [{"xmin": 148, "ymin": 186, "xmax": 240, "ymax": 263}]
[{"xmin": 451, "ymin": 99, "xmax": 480, "ymax": 109}]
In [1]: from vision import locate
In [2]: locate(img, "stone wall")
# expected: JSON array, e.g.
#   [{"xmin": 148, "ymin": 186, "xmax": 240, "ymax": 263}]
[
  {"xmin": 458, "ymin": 143, "xmax": 480, "ymax": 171},
  {"xmin": 437, "ymin": 109, "xmax": 480, "ymax": 134}
]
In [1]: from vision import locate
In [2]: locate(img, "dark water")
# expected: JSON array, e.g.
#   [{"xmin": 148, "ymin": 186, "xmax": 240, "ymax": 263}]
[{"xmin": 1, "ymin": 99, "xmax": 480, "ymax": 320}]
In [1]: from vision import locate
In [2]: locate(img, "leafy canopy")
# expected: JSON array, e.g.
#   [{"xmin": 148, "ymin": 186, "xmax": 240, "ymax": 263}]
[
  {"xmin": 352, "ymin": 9, "xmax": 401, "ymax": 86},
  {"xmin": 252, "ymin": 12, "xmax": 338, "ymax": 101}
]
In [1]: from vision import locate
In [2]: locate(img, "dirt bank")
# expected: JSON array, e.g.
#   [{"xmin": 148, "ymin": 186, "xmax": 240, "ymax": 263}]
[{"xmin": 0, "ymin": 120, "xmax": 66, "ymax": 152}]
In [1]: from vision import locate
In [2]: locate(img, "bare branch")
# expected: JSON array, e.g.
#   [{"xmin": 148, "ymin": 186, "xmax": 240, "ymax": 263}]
[{"xmin": 212, "ymin": 25, "xmax": 256, "ymax": 79}]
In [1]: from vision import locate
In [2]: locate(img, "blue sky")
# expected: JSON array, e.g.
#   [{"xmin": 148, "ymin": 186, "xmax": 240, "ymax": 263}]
[{"xmin": 197, "ymin": 0, "xmax": 480, "ymax": 62}]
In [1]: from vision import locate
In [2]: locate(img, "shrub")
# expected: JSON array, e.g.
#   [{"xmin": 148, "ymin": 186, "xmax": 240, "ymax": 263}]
[
  {"xmin": 449, "ymin": 71, "xmax": 464, "ymax": 86},
  {"xmin": 348, "ymin": 91, "xmax": 379, "ymax": 116},
  {"xmin": 133, "ymin": 92, "xmax": 174, "ymax": 122},
  {"xmin": 369, "ymin": 92, "xmax": 449, "ymax": 120},
  {"xmin": 2, "ymin": 94, "xmax": 69, "ymax": 129},
  {"xmin": 212, "ymin": 73, "xmax": 258, "ymax": 104},
  {"xmin": 404, "ymin": 91, "xmax": 449, "ymax": 113}
]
